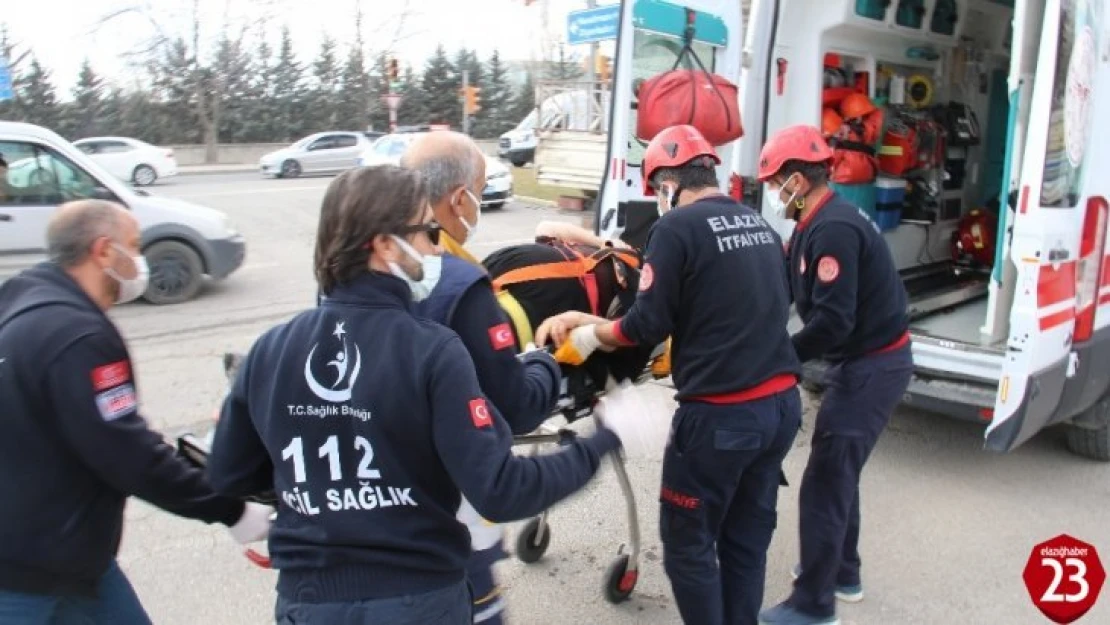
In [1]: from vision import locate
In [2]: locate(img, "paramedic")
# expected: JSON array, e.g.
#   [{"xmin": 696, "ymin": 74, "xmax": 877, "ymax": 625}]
[
  {"xmin": 536, "ymin": 125, "xmax": 803, "ymax": 625},
  {"xmin": 206, "ymin": 165, "xmax": 623, "ymax": 625},
  {"xmin": 755, "ymin": 125, "xmax": 912, "ymax": 625},
  {"xmin": 399, "ymin": 131, "xmax": 563, "ymax": 625},
  {"xmin": 0, "ymin": 200, "xmax": 272, "ymax": 623}
]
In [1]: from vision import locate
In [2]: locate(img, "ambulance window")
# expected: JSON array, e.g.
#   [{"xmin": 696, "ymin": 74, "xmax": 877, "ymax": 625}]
[
  {"xmin": 627, "ymin": 29, "xmax": 716, "ymax": 167},
  {"xmin": 854, "ymin": 0, "xmax": 888, "ymax": 21},
  {"xmin": 895, "ymin": 0, "xmax": 926, "ymax": 29},
  {"xmin": 1039, "ymin": 0, "xmax": 1096, "ymax": 209}
]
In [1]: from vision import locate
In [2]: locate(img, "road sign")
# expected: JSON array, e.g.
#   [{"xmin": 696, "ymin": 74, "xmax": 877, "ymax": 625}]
[
  {"xmin": 0, "ymin": 57, "xmax": 13, "ymax": 102},
  {"xmin": 382, "ymin": 93, "xmax": 403, "ymax": 110},
  {"xmin": 567, "ymin": 4, "xmax": 620, "ymax": 45}
]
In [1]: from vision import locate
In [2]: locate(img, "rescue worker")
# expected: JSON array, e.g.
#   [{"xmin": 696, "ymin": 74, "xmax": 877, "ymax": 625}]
[
  {"xmin": 205, "ymin": 165, "xmax": 624, "ymax": 624},
  {"xmin": 755, "ymin": 125, "xmax": 913, "ymax": 625},
  {"xmin": 399, "ymin": 131, "xmax": 563, "ymax": 624},
  {"xmin": 0, "ymin": 200, "xmax": 272, "ymax": 623},
  {"xmin": 536, "ymin": 125, "xmax": 803, "ymax": 625}
]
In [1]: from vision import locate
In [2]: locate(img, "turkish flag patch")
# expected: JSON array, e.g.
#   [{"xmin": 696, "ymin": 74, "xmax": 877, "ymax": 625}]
[
  {"xmin": 469, "ymin": 398, "xmax": 493, "ymax": 429},
  {"xmin": 639, "ymin": 263, "xmax": 655, "ymax": 291},
  {"xmin": 817, "ymin": 256, "xmax": 840, "ymax": 283},
  {"xmin": 91, "ymin": 360, "xmax": 131, "ymax": 391},
  {"xmin": 488, "ymin": 323, "xmax": 515, "ymax": 350}
]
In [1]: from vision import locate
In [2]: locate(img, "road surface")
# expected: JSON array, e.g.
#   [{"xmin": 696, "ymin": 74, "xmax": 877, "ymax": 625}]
[{"xmin": 108, "ymin": 173, "xmax": 1109, "ymax": 624}]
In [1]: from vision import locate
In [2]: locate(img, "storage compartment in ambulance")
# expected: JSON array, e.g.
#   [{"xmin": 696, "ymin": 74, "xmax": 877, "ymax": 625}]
[{"xmin": 750, "ymin": 0, "xmax": 1027, "ymax": 407}]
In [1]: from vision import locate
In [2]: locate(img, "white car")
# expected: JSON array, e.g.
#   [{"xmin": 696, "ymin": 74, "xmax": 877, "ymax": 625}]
[
  {"xmin": 358, "ymin": 132, "xmax": 513, "ymax": 210},
  {"xmin": 259, "ymin": 132, "xmax": 378, "ymax": 178},
  {"xmin": 1, "ymin": 121, "xmax": 245, "ymax": 305},
  {"xmin": 72, "ymin": 136, "xmax": 178, "ymax": 187}
]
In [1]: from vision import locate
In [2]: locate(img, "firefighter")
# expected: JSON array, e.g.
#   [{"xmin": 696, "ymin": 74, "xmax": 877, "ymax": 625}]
[
  {"xmin": 206, "ymin": 165, "xmax": 623, "ymax": 623},
  {"xmin": 399, "ymin": 131, "xmax": 563, "ymax": 624},
  {"xmin": 755, "ymin": 125, "xmax": 913, "ymax": 625},
  {"xmin": 536, "ymin": 125, "xmax": 803, "ymax": 625}
]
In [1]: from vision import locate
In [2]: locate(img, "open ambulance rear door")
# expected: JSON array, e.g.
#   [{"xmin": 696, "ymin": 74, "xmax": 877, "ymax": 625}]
[
  {"xmin": 985, "ymin": 0, "xmax": 1110, "ymax": 454},
  {"xmin": 595, "ymin": 0, "xmax": 745, "ymax": 248}
]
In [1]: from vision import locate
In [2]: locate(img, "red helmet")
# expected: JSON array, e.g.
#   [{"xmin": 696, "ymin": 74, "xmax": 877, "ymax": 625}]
[
  {"xmin": 641, "ymin": 125, "xmax": 721, "ymax": 195},
  {"xmin": 756, "ymin": 124, "xmax": 834, "ymax": 182},
  {"xmin": 839, "ymin": 92, "xmax": 878, "ymax": 120},
  {"xmin": 821, "ymin": 108, "xmax": 844, "ymax": 137}
]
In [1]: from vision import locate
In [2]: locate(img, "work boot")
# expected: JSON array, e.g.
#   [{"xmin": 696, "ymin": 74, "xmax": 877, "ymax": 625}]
[
  {"xmin": 791, "ymin": 564, "xmax": 864, "ymax": 603},
  {"xmin": 758, "ymin": 602, "xmax": 839, "ymax": 625}
]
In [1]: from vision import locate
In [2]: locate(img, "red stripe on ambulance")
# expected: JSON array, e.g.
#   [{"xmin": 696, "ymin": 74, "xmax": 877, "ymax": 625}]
[{"xmin": 1036, "ymin": 261, "xmax": 1077, "ymax": 331}]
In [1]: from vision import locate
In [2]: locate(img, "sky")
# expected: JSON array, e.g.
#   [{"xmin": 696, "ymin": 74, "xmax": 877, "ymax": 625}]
[{"xmin": 4, "ymin": 0, "xmax": 611, "ymax": 97}]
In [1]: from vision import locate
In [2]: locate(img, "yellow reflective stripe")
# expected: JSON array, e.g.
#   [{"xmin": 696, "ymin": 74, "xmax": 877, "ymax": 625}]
[
  {"xmin": 495, "ymin": 290, "xmax": 533, "ymax": 349},
  {"xmin": 473, "ymin": 586, "xmax": 503, "ymax": 606}
]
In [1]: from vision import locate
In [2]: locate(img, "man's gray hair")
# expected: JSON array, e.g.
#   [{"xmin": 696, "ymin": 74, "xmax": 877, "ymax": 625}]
[
  {"xmin": 47, "ymin": 200, "xmax": 122, "ymax": 268},
  {"xmin": 400, "ymin": 139, "xmax": 483, "ymax": 204}
]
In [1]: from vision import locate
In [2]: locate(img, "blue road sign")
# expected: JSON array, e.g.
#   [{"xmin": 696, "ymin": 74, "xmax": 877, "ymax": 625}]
[
  {"xmin": 567, "ymin": 4, "xmax": 620, "ymax": 45},
  {"xmin": 0, "ymin": 57, "xmax": 13, "ymax": 102}
]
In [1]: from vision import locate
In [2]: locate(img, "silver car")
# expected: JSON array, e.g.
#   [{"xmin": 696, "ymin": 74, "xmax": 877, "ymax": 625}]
[{"xmin": 259, "ymin": 131, "xmax": 378, "ymax": 178}]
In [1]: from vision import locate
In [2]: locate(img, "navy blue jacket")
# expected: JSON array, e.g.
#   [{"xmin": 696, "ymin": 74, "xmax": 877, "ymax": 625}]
[
  {"xmin": 788, "ymin": 192, "xmax": 910, "ymax": 363},
  {"xmin": 416, "ymin": 254, "xmax": 559, "ymax": 434},
  {"xmin": 615, "ymin": 195, "xmax": 801, "ymax": 400},
  {"xmin": 0, "ymin": 263, "xmax": 245, "ymax": 597},
  {"xmin": 206, "ymin": 272, "xmax": 620, "ymax": 602}
]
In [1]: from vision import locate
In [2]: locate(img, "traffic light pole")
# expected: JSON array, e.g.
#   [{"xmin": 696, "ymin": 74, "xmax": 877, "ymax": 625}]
[{"xmin": 461, "ymin": 69, "xmax": 471, "ymax": 136}]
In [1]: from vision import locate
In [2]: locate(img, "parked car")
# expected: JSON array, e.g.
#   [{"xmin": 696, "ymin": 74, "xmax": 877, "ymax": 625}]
[
  {"xmin": 259, "ymin": 131, "xmax": 375, "ymax": 178},
  {"xmin": 72, "ymin": 136, "xmax": 178, "ymax": 187},
  {"xmin": 0, "ymin": 121, "xmax": 245, "ymax": 305},
  {"xmin": 358, "ymin": 131, "xmax": 513, "ymax": 210}
]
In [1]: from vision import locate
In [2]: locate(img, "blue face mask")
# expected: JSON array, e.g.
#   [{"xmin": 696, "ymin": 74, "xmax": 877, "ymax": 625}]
[{"xmin": 387, "ymin": 235, "xmax": 442, "ymax": 302}]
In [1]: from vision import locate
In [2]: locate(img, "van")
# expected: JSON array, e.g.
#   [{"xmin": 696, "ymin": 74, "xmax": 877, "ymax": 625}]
[
  {"xmin": 595, "ymin": 0, "xmax": 1110, "ymax": 461},
  {"xmin": 0, "ymin": 121, "xmax": 246, "ymax": 305}
]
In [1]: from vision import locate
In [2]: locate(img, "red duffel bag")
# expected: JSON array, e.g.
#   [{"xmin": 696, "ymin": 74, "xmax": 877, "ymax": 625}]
[{"xmin": 636, "ymin": 41, "xmax": 742, "ymax": 146}]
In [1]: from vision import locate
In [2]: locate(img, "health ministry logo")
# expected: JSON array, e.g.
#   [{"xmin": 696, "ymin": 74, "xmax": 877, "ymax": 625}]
[{"xmin": 304, "ymin": 321, "xmax": 362, "ymax": 403}]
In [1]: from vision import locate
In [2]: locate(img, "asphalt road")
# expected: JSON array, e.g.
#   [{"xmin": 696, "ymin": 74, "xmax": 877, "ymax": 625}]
[{"xmin": 109, "ymin": 172, "xmax": 1110, "ymax": 624}]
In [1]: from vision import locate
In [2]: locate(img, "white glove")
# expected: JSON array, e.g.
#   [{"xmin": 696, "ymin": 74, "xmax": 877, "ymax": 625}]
[
  {"xmin": 553, "ymin": 325, "xmax": 602, "ymax": 366},
  {"xmin": 229, "ymin": 502, "xmax": 274, "ymax": 544},
  {"xmin": 593, "ymin": 382, "xmax": 674, "ymax": 459}
]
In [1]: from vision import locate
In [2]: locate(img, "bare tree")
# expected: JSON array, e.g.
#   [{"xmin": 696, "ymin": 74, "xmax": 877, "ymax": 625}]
[{"xmin": 97, "ymin": 0, "xmax": 280, "ymax": 162}]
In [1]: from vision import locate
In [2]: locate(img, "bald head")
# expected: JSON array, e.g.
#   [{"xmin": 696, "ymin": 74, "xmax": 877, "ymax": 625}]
[
  {"xmin": 47, "ymin": 200, "xmax": 137, "ymax": 268},
  {"xmin": 400, "ymin": 131, "xmax": 486, "ymax": 206}
]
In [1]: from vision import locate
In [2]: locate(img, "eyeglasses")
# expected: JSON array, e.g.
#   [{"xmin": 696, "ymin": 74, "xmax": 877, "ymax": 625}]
[{"xmin": 398, "ymin": 220, "xmax": 442, "ymax": 245}]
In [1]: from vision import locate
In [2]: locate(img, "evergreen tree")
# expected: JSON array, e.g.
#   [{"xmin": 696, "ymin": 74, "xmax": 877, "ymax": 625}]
[
  {"xmin": 420, "ymin": 45, "xmax": 458, "ymax": 126},
  {"xmin": 310, "ymin": 35, "xmax": 340, "ymax": 130},
  {"xmin": 18, "ymin": 56, "xmax": 60, "ymax": 132},
  {"xmin": 235, "ymin": 34, "xmax": 275, "ymax": 142},
  {"xmin": 397, "ymin": 64, "xmax": 429, "ymax": 126},
  {"xmin": 271, "ymin": 26, "xmax": 306, "ymax": 141},
  {"xmin": 366, "ymin": 51, "xmax": 391, "ymax": 132},
  {"xmin": 66, "ymin": 58, "xmax": 105, "ymax": 139},
  {"xmin": 474, "ymin": 50, "xmax": 514, "ymax": 139},
  {"xmin": 0, "ymin": 25, "xmax": 29, "ymax": 121},
  {"xmin": 510, "ymin": 72, "xmax": 537, "ymax": 122},
  {"xmin": 337, "ymin": 45, "xmax": 370, "ymax": 130}
]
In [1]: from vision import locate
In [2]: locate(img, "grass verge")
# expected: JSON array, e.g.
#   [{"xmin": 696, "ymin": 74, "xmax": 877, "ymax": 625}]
[{"xmin": 510, "ymin": 167, "xmax": 583, "ymax": 203}]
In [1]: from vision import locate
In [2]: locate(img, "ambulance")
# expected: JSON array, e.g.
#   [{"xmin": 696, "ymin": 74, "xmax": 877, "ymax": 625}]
[{"xmin": 594, "ymin": 0, "xmax": 1110, "ymax": 460}]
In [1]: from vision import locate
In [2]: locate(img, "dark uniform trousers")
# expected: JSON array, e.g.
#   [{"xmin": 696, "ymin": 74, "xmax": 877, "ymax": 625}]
[
  {"xmin": 660, "ymin": 387, "xmax": 802, "ymax": 625},
  {"xmin": 789, "ymin": 344, "xmax": 913, "ymax": 618}
]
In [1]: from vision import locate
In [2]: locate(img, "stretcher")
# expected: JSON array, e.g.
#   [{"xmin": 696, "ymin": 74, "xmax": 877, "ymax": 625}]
[{"xmin": 176, "ymin": 342, "xmax": 670, "ymax": 605}]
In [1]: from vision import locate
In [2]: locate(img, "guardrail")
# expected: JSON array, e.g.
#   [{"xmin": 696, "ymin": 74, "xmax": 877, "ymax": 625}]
[
  {"xmin": 170, "ymin": 139, "xmax": 501, "ymax": 166},
  {"xmin": 533, "ymin": 80, "xmax": 612, "ymax": 134}
]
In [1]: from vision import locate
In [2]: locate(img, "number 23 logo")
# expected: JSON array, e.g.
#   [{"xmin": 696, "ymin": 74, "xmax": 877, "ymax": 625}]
[
  {"xmin": 282, "ymin": 435, "xmax": 380, "ymax": 484},
  {"xmin": 1041, "ymin": 557, "xmax": 1090, "ymax": 603}
]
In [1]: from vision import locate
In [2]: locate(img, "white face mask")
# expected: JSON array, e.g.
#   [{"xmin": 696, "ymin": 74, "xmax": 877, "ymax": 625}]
[
  {"xmin": 656, "ymin": 185, "xmax": 676, "ymax": 217},
  {"xmin": 387, "ymin": 235, "xmax": 442, "ymax": 302},
  {"xmin": 105, "ymin": 243, "xmax": 149, "ymax": 304},
  {"xmin": 460, "ymin": 189, "xmax": 482, "ymax": 243},
  {"xmin": 765, "ymin": 175, "xmax": 801, "ymax": 220}
]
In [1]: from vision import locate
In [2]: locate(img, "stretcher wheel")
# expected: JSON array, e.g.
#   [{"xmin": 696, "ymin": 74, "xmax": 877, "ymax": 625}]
[
  {"xmin": 515, "ymin": 518, "xmax": 550, "ymax": 564},
  {"xmin": 603, "ymin": 554, "xmax": 638, "ymax": 604}
]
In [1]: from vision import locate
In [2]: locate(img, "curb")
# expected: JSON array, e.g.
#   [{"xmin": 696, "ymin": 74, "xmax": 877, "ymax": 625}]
[
  {"xmin": 178, "ymin": 166, "xmax": 258, "ymax": 175},
  {"xmin": 513, "ymin": 196, "xmax": 558, "ymax": 208}
]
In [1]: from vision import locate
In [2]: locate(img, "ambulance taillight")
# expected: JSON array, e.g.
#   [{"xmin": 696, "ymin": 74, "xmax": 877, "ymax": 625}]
[{"xmin": 1074, "ymin": 196, "xmax": 1108, "ymax": 342}]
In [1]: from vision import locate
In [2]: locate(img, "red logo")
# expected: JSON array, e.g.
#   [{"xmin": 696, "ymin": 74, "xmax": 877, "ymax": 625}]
[
  {"xmin": 488, "ymin": 323, "xmax": 515, "ymax": 350},
  {"xmin": 1023, "ymin": 534, "xmax": 1105, "ymax": 623},
  {"xmin": 469, "ymin": 398, "xmax": 493, "ymax": 429},
  {"xmin": 817, "ymin": 256, "xmax": 840, "ymax": 283},
  {"xmin": 639, "ymin": 263, "xmax": 655, "ymax": 291},
  {"xmin": 660, "ymin": 486, "xmax": 700, "ymax": 510},
  {"xmin": 91, "ymin": 361, "xmax": 131, "ymax": 391}
]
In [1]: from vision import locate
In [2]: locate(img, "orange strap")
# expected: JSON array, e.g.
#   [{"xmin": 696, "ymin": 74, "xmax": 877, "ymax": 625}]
[{"xmin": 490, "ymin": 244, "xmax": 641, "ymax": 316}]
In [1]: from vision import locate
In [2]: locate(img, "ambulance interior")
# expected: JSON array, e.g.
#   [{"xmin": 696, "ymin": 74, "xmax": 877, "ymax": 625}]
[{"xmin": 809, "ymin": 0, "xmax": 1022, "ymax": 353}]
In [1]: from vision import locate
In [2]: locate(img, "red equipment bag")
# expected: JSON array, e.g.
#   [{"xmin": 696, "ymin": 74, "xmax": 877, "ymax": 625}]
[
  {"xmin": 879, "ymin": 121, "xmax": 918, "ymax": 176},
  {"xmin": 636, "ymin": 10, "xmax": 742, "ymax": 146},
  {"xmin": 828, "ymin": 108, "xmax": 884, "ymax": 184}
]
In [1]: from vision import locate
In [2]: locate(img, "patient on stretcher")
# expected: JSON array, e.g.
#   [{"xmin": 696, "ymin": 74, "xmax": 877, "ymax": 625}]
[{"xmin": 481, "ymin": 225, "xmax": 662, "ymax": 416}]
